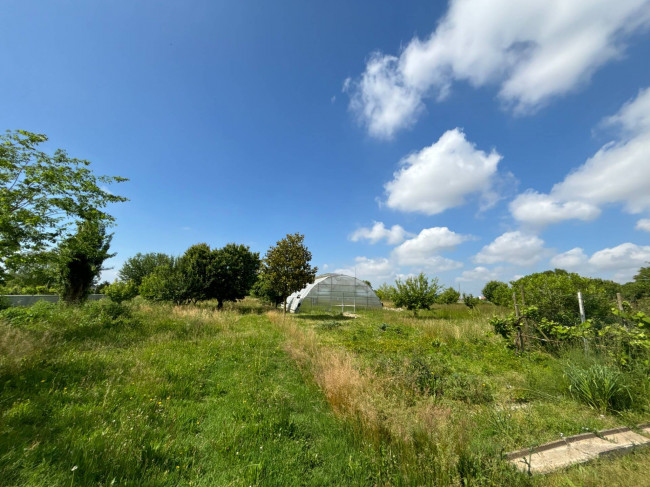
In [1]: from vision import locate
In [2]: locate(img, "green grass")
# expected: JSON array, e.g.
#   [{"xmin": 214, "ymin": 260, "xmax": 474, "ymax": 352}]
[
  {"xmin": 1, "ymin": 300, "xmax": 648, "ymax": 486},
  {"xmin": 0, "ymin": 301, "xmax": 384, "ymax": 486}
]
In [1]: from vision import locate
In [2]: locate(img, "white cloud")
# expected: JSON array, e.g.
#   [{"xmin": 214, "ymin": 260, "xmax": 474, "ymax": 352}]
[
  {"xmin": 385, "ymin": 129, "xmax": 501, "ymax": 215},
  {"xmin": 334, "ymin": 256, "xmax": 397, "ymax": 284},
  {"xmin": 392, "ymin": 226, "xmax": 469, "ymax": 267},
  {"xmin": 456, "ymin": 266, "xmax": 502, "ymax": 283},
  {"xmin": 511, "ymin": 87, "xmax": 650, "ymax": 225},
  {"xmin": 344, "ymin": 55, "xmax": 424, "ymax": 139},
  {"xmin": 510, "ymin": 192, "xmax": 601, "ymax": 226},
  {"xmin": 636, "ymin": 219, "xmax": 650, "ymax": 232},
  {"xmin": 550, "ymin": 247, "xmax": 589, "ymax": 269},
  {"xmin": 474, "ymin": 231, "xmax": 546, "ymax": 266},
  {"xmin": 347, "ymin": 0, "xmax": 650, "ymax": 137},
  {"xmin": 589, "ymin": 243, "xmax": 650, "ymax": 272},
  {"xmin": 550, "ymin": 243, "xmax": 650, "ymax": 282},
  {"xmin": 349, "ymin": 222, "xmax": 413, "ymax": 245}
]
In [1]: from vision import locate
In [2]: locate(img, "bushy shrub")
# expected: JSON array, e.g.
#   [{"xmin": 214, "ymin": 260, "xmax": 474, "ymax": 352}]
[
  {"xmin": 463, "ymin": 293, "xmax": 480, "ymax": 309},
  {"xmin": 512, "ymin": 269, "xmax": 619, "ymax": 326},
  {"xmin": 105, "ymin": 280, "xmax": 138, "ymax": 304},
  {"xmin": 437, "ymin": 287, "xmax": 460, "ymax": 304},
  {"xmin": 375, "ymin": 283, "xmax": 396, "ymax": 303}
]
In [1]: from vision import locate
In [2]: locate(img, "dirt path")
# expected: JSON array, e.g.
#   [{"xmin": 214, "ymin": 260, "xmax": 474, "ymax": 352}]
[{"xmin": 507, "ymin": 424, "xmax": 650, "ymax": 474}]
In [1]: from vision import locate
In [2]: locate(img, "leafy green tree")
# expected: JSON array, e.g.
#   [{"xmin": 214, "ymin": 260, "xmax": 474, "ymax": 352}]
[
  {"xmin": 251, "ymin": 273, "xmax": 285, "ymax": 307},
  {"xmin": 513, "ymin": 269, "xmax": 620, "ymax": 326},
  {"xmin": 139, "ymin": 257, "xmax": 189, "ymax": 305},
  {"xmin": 1, "ymin": 250, "xmax": 58, "ymax": 292},
  {"xmin": 375, "ymin": 283, "xmax": 396, "ymax": 303},
  {"xmin": 393, "ymin": 273, "xmax": 440, "ymax": 315},
  {"xmin": 482, "ymin": 280, "xmax": 511, "ymax": 307},
  {"xmin": 180, "ymin": 243, "xmax": 213, "ymax": 303},
  {"xmin": 118, "ymin": 252, "xmax": 172, "ymax": 287},
  {"xmin": 258, "ymin": 233, "xmax": 317, "ymax": 312},
  {"xmin": 209, "ymin": 243, "xmax": 260, "ymax": 309},
  {"xmin": 57, "ymin": 219, "xmax": 114, "ymax": 304},
  {"xmin": 437, "ymin": 286, "xmax": 460, "ymax": 304},
  {"xmin": 622, "ymin": 266, "xmax": 650, "ymax": 302},
  {"xmin": 0, "ymin": 130, "xmax": 126, "ymax": 279}
]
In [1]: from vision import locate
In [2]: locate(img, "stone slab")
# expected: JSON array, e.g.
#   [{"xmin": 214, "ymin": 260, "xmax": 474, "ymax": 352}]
[{"xmin": 508, "ymin": 425, "xmax": 650, "ymax": 474}]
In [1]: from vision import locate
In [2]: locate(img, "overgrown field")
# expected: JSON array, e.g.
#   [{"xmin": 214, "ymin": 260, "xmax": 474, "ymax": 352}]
[{"xmin": 1, "ymin": 300, "xmax": 649, "ymax": 486}]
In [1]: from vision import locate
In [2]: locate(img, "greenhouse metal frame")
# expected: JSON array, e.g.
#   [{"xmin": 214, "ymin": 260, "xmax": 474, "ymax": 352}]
[{"xmin": 285, "ymin": 273, "xmax": 382, "ymax": 313}]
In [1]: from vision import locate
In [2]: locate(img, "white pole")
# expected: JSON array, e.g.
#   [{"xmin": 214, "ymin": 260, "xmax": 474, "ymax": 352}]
[{"xmin": 577, "ymin": 291, "xmax": 586, "ymax": 323}]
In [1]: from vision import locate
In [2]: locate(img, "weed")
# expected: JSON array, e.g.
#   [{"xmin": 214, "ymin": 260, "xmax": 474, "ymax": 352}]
[{"xmin": 565, "ymin": 363, "xmax": 632, "ymax": 413}]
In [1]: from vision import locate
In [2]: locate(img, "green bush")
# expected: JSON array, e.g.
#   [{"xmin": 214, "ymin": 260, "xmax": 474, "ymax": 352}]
[
  {"xmin": 105, "ymin": 280, "xmax": 138, "ymax": 304},
  {"xmin": 512, "ymin": 269, "xmax": 619, "ymax": 327},
  {"xmin": 463, "ymin": 293, "xmax": 480, "ymax": 309},
  {"xmin": 393, "ymin": 273, "xmax": 440, "ymax": 314},
  {"xmin": 564, "ymin": 363, "xmax": 631, "ymax": 412},
  {"xmin": 437, "ymin": 287, "xmax": 460, "ymax": 304},
  {"xmin": 482, "ymin": 280, "xmax": 512, "ymax": 307}
]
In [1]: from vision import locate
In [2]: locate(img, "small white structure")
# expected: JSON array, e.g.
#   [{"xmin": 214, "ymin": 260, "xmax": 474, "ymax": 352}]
[{"xmin": 285, "ymin": 273, "xmax": 382, "ymax": 313}]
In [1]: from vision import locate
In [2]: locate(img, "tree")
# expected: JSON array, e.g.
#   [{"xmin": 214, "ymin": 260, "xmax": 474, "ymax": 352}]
[
  {"xmin": 251, "ymin": 273, "xmax": 285, "ymax": 307},
  {"xmin": 482, "ymin": 280, "xmax": 511, "ymax": 307},
  {"xmin": 1, "ymin": 250, "xmax": 58, "ymax": 293},
  {"xmin": 181, "ymin": 243, "xmax": 213, "ymax": 303},
  {"xmin": 512, "ymin": 269, "xmax": 620, "ymax": 327},
  {"xmin": 393, "ymin": 273, "xmax": 440, "ymax": 315},
  {"xmin": 375, "ymin": 283, "xmax": 396, "ymax": 303},
  {"xmin": 0, "ymin": 130, "xmax": 126, "ymax": 279},
  {"xmin": 58, "ymin": 219, "xmax": 114, "ymax": 304},
  {"xmin": 258, "ymin": 233, "xmax": 317, "ymax": 312},
  {"xmin": 437, "ymin": 286, "xmax": 460, "ymax": 304},
  {"xmin": 209, "ymin": 243, "xmax": 260, "ymax": 309},
  {"xmin": 139, "ymin": 258, "xmax": 190, "ymax": 305},
  {"xmin": 119, "ymin": 252, "xmax": 172, "ymax": 287}
]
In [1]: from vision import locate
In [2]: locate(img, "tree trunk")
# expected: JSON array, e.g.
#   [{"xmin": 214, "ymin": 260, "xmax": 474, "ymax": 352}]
[{"xmin": 217, "ymin": 298, "xmax": 224, "ymax": 310}]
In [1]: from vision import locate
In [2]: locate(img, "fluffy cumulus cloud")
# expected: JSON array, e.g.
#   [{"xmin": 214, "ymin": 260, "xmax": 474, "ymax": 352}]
[
  {"xmin": 456, "ymin": 266, "xmax": 503, "ymax": 283},
  {"xmin": 636, "ymin": 219, "xmax": 650, "ymax": 232},
  {"xmin": 474, "ymin": 231, "xmax": 546, "ymax": 266},
  {"xmin": 551, "ymin": 243, "xmax": 650, "ymax": 282},
  {"xmin": 511, "ymin": 87, "xmax": 650, "ymax": 225},
  {"xmin": 334, "ymin": 256, "xmax": 397, "ymax": 284},
  {"xmin": 550, "ymin": 248, "xmax": 589, "ymax": 269},
  {"xmin": 392, "ymin": 226, "xmax": 467, "ymax": 268},
  {"xmin": 509, "ymin": 193, "xmax": 601, "ymax": 226},
  {"xmin": 349, "ymin": 221, "xmax": 413, "ymax": 245},
  {"xmin": 384, "ymin": 129, "xmax": 501, "ymax": 215},
  {"xmin": 347, "ymin": 0, "xmax": 650, "ymax": 138}
]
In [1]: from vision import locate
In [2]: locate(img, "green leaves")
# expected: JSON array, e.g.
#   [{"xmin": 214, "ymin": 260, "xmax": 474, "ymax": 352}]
[
  {"xmin": 137, "ymin": 243, "xmax": 260, "ymax": 307},
  {"xmin": 0, "ymin": 129, "xmax": 127, "ymax": 277},
  {"xmin": 393, "ymin": 273, "xmax": 440, "ymax": 314},
  {"xmin": 258, "ymin": 233, "xmax": 317, "ymax": 311},
  {"xmin": 58, "ymin": 218, "xmax": 115, "ymax": 303}
]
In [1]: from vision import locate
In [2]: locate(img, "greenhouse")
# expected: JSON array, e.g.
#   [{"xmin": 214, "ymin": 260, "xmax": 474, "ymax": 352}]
[{"xmin": 285, "ymin": 273, "xmax": 382, "ymax": 313}]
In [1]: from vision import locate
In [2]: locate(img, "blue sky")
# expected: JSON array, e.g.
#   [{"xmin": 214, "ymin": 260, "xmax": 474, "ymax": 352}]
[{"xmin": 2, "ymin": 0, "xmax": 650, "ymax": 294}]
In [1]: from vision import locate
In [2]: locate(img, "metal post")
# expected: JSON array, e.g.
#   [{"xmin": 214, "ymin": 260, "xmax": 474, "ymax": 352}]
[{"xmin": 577, "ymin": 291, "xmax": 586, "ymax": 323}]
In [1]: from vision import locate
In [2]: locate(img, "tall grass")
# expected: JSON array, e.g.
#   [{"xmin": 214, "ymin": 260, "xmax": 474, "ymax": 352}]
[{"xmin": 565, "ymin": 363, "xmax": 632, "ymax": 413}]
